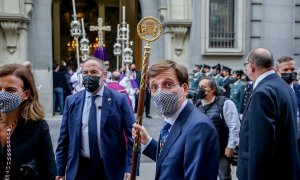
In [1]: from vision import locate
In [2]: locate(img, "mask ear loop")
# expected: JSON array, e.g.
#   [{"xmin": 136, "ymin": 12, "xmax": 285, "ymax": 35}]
[
  {"xmin": 20, "ymin": 90, "xmax": 31, "ymax": 101},
  {"xmin": 177, "ymin": 83, "xmax": 186, "ymax": 102}
]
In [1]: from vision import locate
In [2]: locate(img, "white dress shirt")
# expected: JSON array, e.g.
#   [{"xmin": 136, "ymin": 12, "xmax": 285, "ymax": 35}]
[
  {"xmin": 223, "ymin": 99, "xmax": 241, "ymax": 148},
  {"xmin": 80, "ymin": 86, "xmax": 104, "ymax": 158}
]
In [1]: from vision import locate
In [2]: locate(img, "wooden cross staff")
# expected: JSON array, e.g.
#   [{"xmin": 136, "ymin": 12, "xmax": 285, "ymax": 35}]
[
  {"xmin": 130, "ymin": 16, "xmax": 162, "ymax": 180},
  {"xmin": 90, "ymin": 17, "xmax": 111, "ymax": 46}
]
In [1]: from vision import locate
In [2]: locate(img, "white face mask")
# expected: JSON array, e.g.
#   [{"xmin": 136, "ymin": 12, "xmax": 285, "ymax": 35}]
[
  {"xmin": 0, "ymin": 91, "xmax": 23, "ymax": 113},
  {"xmin": 152, "ymin": 88, "xmax": 182, "ymax": 117}
]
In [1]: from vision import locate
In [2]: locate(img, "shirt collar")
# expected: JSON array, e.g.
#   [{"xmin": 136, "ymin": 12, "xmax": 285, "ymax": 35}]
[
  {"xmin": 253, "ymin": 70, "xmax": 275, "ymax": 89},
  {"xmin": 164, "ymin": 99, "xmax": 188, "ymax": 126},
  {"xmin": 85, "ymin": 85, "xmax": 104, "ymax": 98}
]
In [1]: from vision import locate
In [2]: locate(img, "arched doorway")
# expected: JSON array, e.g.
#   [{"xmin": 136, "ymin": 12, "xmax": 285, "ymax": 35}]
[{"xmin": 52, "ymin": 0, "xmax": 142, "ymax": 71}]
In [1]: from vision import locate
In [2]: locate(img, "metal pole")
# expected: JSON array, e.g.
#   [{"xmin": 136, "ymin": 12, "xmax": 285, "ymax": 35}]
[{"xmin": 75, "ymin": 37, "xmax": 80, "ymax": 68}]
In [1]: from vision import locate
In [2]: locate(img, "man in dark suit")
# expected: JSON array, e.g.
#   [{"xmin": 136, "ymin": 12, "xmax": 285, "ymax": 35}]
[
  {"xmin": 238, "ymin": 48, "xmax": 300, "ymax": 180},
  {"xmin": 56, "ymin": 57, "xmax": 135, "ymax": 180},
  {"xmin": 133, "ymin": 60, "xmax": 219, "ymax": 180},
  {"xmin": 276, "ymin": 56, "xmax": 300, "ymax": 152}
]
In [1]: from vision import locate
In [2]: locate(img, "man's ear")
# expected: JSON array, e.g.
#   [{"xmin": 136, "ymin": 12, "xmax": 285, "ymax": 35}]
[
  {"xmin": 250, "ymin": 64, "xmax": 255, "ymax": 72},
  {"xmin": 182, "ymin": 83, "xmax": 189, "ymax": 96}
]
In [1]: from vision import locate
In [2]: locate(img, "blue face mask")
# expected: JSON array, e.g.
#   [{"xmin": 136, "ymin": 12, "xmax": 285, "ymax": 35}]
[{"xmin": 0, "ymin": 91, "xmax": 22, "ymax": 113}]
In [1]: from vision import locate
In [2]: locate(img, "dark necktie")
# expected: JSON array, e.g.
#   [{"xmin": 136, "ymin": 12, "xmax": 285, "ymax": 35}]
[
  {"xmin": 88, "ymin": 95, "xmax": 101, "ymax": 163},
  {"xmin": 159, "ymin": 121, "xmax": 172, "ymax": 154}
]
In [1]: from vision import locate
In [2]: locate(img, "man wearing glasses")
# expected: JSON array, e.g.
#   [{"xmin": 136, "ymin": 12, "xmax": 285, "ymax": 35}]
[
  {"xmin": 132, "ymin": 60, "xmax": 219, "ymax": 179},
  {"xmin": 237, "ymin": 48, "xmax": 300, "ymax": 180}
]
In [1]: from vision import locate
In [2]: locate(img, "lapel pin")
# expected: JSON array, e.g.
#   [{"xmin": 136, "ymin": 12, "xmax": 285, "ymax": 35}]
[{"xmin": 107, "ymin": 98, "xmax": 112, "ymax": 103}]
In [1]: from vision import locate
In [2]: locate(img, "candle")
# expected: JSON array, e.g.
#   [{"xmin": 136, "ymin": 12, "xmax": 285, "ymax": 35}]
[
  {"xmin": 72, "ymin": 0, "xmax": 76, "ymax": 14},
  {"xmin": 81, "ymin": 18, "xmax": 85, "ymax": 34},
  {"xmin": 117, "ymin": 24, "xmax": 120, "ymax": 38},
  {"xmin": 122, "ymin": 6, "xmax": 125, "ymax": 22},
  {"xmin": 127, "ymin": 24, "xmax": 129, "ymax": 38}
]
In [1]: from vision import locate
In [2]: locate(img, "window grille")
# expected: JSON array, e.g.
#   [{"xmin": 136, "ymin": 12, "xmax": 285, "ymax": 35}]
[{"xmin": 209, "ymin": 0, "xmax": 235, "ymax": 48}]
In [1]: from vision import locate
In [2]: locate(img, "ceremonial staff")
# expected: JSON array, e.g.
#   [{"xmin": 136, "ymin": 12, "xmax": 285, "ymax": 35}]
[
  {"xmin": 131, "ymin": 16, "xmax": 162, "ymax": 180},
  {"xmin": 70, "ymin": 0, "xmax": 81, "ymax": 68}
]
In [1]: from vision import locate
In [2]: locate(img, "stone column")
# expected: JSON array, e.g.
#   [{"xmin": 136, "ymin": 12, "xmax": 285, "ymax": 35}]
[{"xmin": 53, "ymin": 0, "xmax": 61, "ymax": 64}]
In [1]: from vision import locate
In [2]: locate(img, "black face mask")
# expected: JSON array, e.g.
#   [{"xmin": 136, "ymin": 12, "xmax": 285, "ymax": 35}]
[
  {"xmin": 281, "ymin": 72, "xmax": 297, "ymax": 84},
  {"xmin": 197, "ymin": 88, "xmax": 207, "ymax": 99},
  {"xmin": 82, "ymin": 75, "xmax": 101, "ymax": 92},
  {"xmin": 193, "ymin": 70, "xmax": 198, "ymax": 73}
]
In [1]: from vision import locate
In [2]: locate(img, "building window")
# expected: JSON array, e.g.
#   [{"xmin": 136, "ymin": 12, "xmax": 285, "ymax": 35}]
[
  {"xmin": 202, "ymin": 0, "xmax": 244, "ymax": 55},
  {"xmin": 209, "ymin": 0, "xmax": 234, "ymax": 48}
]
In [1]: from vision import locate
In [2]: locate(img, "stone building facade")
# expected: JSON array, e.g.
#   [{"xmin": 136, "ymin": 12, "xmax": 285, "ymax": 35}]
[{"xmin": 1, "ymin": 0, "xmax": 299, "ymax": 115}]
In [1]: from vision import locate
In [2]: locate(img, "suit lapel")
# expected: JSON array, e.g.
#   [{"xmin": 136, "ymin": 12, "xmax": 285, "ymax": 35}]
[
  {"xmin": 74, "ymin": 91, "xmax": 86, "ymax": 142},
  {"xmin": 156, "ymin": 102, "xmax": 194, "ymax": 173},
  {"xmin": 100, "ymin": 87, "xmax": 112, "ymax": 131}
]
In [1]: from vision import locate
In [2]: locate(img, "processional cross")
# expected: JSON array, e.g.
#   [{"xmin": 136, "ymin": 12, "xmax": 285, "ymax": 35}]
[{"xmin": 90, "ymin": 18, "xmax": 111, "ymax": 46}]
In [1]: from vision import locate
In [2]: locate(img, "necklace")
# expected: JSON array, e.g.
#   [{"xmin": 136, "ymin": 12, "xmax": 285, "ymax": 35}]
[{"xmin": 1, "ymin": 119, "xmax": 18, "ymax": 180}]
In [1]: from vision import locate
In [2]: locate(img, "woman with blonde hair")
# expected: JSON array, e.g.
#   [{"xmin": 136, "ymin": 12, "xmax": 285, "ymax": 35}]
[{"xmin": 0, "ymin": 64, "xmax": 56, "ymax": 179}]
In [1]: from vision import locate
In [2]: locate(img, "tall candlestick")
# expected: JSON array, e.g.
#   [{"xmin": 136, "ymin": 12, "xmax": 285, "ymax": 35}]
[
  {"xmin": 122, "ymin": 6, "xmax": 125, "ymax": 22},
  {"xmin": 72, "ymin": 0, "xmax": 76, "ymax": 15}
]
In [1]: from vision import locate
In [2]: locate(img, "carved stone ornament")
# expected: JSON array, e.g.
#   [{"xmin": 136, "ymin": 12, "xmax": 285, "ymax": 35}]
[
  {"xmin": 0, "ymin": 22, "xmax": 21, "ymax": 53},
  {"xmin": 172, "ymin": 26, "xmax": 188, "ymax": 56},
  {"xmin": 0, "ymin": 1, "xmax": 34, "ymax": 54}
]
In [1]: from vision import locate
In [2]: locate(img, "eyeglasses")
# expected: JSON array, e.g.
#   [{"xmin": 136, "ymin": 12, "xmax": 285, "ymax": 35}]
[
  {"xmin": 150, "ymin": 82, "xmax": 181, "ymax": 93},
  {"xmin": 104, "ymin": 64, "xmax": 109, "ymax": 66},
  {"xmin": 243, "ymin": 62, "xmax": 250, "ymax": 68}
]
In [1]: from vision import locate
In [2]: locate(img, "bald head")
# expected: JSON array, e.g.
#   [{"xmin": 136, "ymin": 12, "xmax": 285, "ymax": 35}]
[
  {"xmin": 111, "ymin": 70, "xmax": 121, "ymax": 81},
  {"xmin": 247, "ymin": 48, "xmax": 274, "ymax": 69}
]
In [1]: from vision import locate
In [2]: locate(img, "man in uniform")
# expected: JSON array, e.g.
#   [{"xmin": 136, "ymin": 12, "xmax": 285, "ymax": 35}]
[
  {"xmin": 212, "ymin": 64, "xmax": 223, "ymax": 86},
  {"xmin": 203, "ymin": 64, "xmax": 212, "ymax": 77},
  {"xmin": 220, "ymin": 66, "xmax": 233, "ymax": 98},
  {"xmin": 191, "ymin": 64, "xmax": 202, "ymax": 90},
  {"xmin": 230, "ymin": 70, "xmax": 245, "ymax": 115}
]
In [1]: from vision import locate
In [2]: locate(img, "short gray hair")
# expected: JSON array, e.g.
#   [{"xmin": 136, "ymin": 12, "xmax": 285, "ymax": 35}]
[{"xmin": 83, "ymin": 56, "xmax": 105, "ymax": 71}]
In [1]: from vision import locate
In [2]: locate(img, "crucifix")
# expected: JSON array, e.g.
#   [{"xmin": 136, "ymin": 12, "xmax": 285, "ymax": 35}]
[{"xmin": 90, "ymin": 18, "xmax": 111, "ymax": 47}]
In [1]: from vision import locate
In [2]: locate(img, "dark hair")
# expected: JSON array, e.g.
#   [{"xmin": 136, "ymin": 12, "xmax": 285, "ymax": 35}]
[
  {"xmin": 276, "ymin": 56, "xmax": 294, "ymax": 69},
  {"xmin": 0, "ymin": 64, "xmax": 45, "ymax": 121},
  {"xmin": 200, "ymin": 77, "xmax": 219, "ymax": 96},
  {"xmin": 147, "ymin": 60, "xmax": 188, "ymax": 85},
  {"xmin": 247, "ymin": 48, "xmax": 274, "ymax": 69}
]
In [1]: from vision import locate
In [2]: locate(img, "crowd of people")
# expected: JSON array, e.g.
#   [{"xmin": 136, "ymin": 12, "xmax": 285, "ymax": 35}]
[
  {"xmin": 0, "ymin": 47, "xmax": 300, "ymax": 179},
  {"xmin": 52, "ymin": 61, "xmax": 153, "ymax": 118}
]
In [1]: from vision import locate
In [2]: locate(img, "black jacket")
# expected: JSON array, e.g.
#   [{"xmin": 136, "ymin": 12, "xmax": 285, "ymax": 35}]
[{"xmin": 0, "ymin": 119, "xmax": 56, "ymax": 180}]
